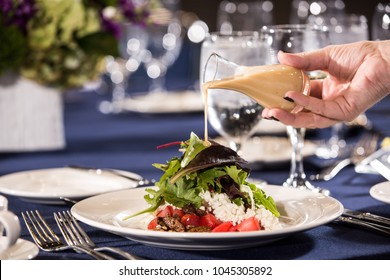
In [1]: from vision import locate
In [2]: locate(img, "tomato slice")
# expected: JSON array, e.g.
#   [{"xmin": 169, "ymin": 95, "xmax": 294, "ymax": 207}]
[
  {"xmin": 147, "ymin": 218, "xmax": 158, "ymax": 230},
  {"xmin": 236, "ymin": 217, "xmax": 261, "ymax": 232},
  {"xmin": 157, "ymin": 205, "xmax": 173, "ymax": 217},
  {"xmin": 181, "ymin": 213, "xmax": 200, "ymax": 227},
  {"xmin": 211, "ymin": 221, "xmax": 233, "ymax": 232},
  {"xmin": 199, "ymin": 213, "xmax": 221, "ymax": 229},
  {"xmin": 172, "ymin": 208, "xmax": 184, "ymax": 218}
]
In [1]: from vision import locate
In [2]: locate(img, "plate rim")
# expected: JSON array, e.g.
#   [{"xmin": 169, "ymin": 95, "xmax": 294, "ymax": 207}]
[
  {"xmin": 370, "ymin": 181, "xmax": 390, "ymax": 204},
  {"xmin": 0, "ymin": 238, "xmax": 39, "ymax": 260},
  {"xmin": 71, "ymin": 185, "xmax": 344, "ymax": 249},
  {"xmin": 0, "ymin": 167, "xmax": 140, "ymax": 203},
  {"xmin": 122, "ymin": 90, "xmax": 203, "ymax": 114}
]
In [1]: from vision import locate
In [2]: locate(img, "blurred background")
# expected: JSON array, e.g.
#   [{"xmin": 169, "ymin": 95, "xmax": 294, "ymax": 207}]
[
  {"xmin": 95, "ymin": 0, "xmax": 388, "ymax": 113},
  {"xmin": 181, "ymin": 0, "xmax": 382, "ymax": 33},
  {"xmin": 121, "ymin": 0, "xmax": 387, "ymax": 95}
]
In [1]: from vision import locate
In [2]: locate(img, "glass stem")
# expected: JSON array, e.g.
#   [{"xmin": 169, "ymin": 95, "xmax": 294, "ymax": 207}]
[
  {"xmin": 229, "ymin": 137, "xmax": 246, "ymax": 156},
  {"xmin": 287, "ymin": 126, "xmax": 306, "ymax": 183},
  {"xmin": 284, "ymin": 126, "xmax": 330, "ymax": 195},
  {"xmin": 228, "ymin": 140, "xmax": 240, "ymax": 152}
]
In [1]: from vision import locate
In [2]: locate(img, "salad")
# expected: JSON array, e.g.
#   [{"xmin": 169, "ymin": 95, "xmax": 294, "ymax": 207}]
[{"xmin": 126, "ymin": 132, "xmax": 281, "ymax": 232}]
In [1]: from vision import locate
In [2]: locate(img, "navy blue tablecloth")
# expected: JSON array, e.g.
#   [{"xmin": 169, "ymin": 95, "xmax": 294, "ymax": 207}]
[{"xmin": 1, "ymin": 89, "xmax": 390, "ymax": 260}]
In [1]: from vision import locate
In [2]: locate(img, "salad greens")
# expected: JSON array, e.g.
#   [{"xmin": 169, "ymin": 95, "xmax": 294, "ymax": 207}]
[{"xmin": 124, "ymin": 132, "xmax": 279, "ymax": 219}]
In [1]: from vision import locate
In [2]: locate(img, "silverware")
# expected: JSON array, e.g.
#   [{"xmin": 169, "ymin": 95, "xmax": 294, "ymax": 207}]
[
  {"xmin": 311, "ymin": 132, "xmax": 379, "ymax": 181},
  {"xmin": 54, "ymin": 211, "xmax": 143, "ymax": 260},
  {"xmin": 67, "ymin": 165, "xmax": 154, "ymax": 186},
  {"xmin": 342, "ymin": 209, "xmax": 390, "ymax": 226},
  {"xmin": 333, "ymin": 216, "xmax": 390, "ymax": 236},
  {"xmin": 22, "ymin": 210, "xmax": 113, "ymax": 259}
]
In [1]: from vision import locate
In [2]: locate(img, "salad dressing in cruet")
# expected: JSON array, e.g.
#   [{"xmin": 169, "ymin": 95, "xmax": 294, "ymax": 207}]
[{"xmin": 202, "ymin": 64, "xmax": 311, "ymax": 130}]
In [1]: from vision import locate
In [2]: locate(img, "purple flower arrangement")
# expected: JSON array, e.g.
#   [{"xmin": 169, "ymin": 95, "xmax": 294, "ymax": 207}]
[{"xmin": 0, "ymin": 0, "xmax": 160, "ymax": 89}]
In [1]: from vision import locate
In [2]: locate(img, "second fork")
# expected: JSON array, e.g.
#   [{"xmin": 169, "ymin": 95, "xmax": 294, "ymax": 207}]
[
  {"xmin": 22, "ymin": 210, "xmax": 112, "ymax": 260},
  {"xmin": 54, "ymin": 211, "xmax": 142, "ymax": 260}
]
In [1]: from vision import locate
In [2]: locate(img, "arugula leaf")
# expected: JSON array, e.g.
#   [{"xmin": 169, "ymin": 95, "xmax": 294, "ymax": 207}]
[
  {"xmin": 163, "ymin": 178, "xmax": 203, "ymax": 208},
  {"xmin": 180, "ymin": 132, "xmax": 208, "ymax": 168},
  {"xmin": 197, "ymin": 168, "xmax": 226, "ymax": 192},
  {"xmin": 125, "ymin": 132, "xmax": 280, "ymax": 220},
  {"xmin": 122, "ymin": 188, "xmax": 164, "ymax": 220},
  {"xmin": 246, "ymin": 182, "xmax": 280, "ymax": 217},
  {"xmin": 224, "ymin": 166, "xmax": 247, "ymax": 186}
]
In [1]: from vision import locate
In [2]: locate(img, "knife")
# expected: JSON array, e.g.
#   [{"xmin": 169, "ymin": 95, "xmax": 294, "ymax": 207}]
[
  {"xmin": 67, "ymin": 165, "xmax": 154, "ymax": 186},
  {"xmin": 333, "ymin": 216, "xmax": 390, "ymax": 236},
  {"xmin": 343, "ymin": 209, "xmax": 390, "ymax": 227}
]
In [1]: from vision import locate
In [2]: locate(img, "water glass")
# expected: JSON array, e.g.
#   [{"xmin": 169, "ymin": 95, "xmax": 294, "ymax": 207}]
[
  {"xmin": 217, "ymin": 1, "xmax": 274, "ymax": 33},
  {"xmin": 200, "ymin": 31, "xmax": 269, "ymax": 153},
  {"xmin": 371, "ymin": 3, "xmax": 390, "ymax": 40},
  {"xmin": 260, "ymin": 24, "xmax": 330, "ymax": 195}
]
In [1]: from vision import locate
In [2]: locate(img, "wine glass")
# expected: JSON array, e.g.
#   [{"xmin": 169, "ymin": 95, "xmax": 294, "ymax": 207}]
[
  {"xmin": 99, "ymin": 22, "xmax": 149, "ymax": 114},
  {"xmin": 260, "ymin": 24, "xmax": 330, "ymax": 195},
  {"xmin": 99, "ymin": 0, "xmax": 183, "ymax": 113},
  {"xmin": 217, "ymin": 0, "xmax": 274, "ymax": 34},
  {"xmin": 141, "ymin": 0, "xmax": 183, "ymax": 94},
  {"xmin": 371, "ymin": 3, "xmax": 390, "ymax": 40},
  {"xmin": 290, "ymin": 0, "xmax": 346, "ymax": 24},
  {"xmin": 200, "ymin": 31, "xmax": 269, "ymax": 154},
  {"xmin": 310, "ymin": 14, "xmax": 369, "ymax": 159}
]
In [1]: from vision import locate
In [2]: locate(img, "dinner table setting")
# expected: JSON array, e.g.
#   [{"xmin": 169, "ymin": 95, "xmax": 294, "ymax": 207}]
[
  {"xmin": 0, "ymin": 75, "xmax": 390, "ymax": 260},
  {"xmin": 1, "ymin": 0, "xmax": 390, "ymax": 262}
]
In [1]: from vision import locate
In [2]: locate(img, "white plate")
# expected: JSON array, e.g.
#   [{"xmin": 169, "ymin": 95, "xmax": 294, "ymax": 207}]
[
  {"xmin": 0, "ymin": 238, "xmax": 39, "ymax": 260},
  {"xmin": 0, "ymin": 168, "xmax": 140, "ymax": 204},
  {"xmin": 214, "ymin": 136, "xmax": 317, "ymax": 164},
  {"xmin": 121, "ymin": 90, "xmax": 204, "ymax": 113},
  {"xmin": 71, "ymin": 185, "xmax": 343, "ymax": 250},
  {"xmin": 370, "ymin": 181, "xmax": 390, "ymax": 204}
]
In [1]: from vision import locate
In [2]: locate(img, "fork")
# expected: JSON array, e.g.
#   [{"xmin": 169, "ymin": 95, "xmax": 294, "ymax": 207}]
[
  {"xmin": 22, "ymin": 210, "xmax": 112, "ymax": 260},
  {"xmin": 311, "ymin": 132, "xmax": 379, "ymax": 181},
  {"xmin": 54, "ymin": 211, "xmax": 143, "ymax": 260}
]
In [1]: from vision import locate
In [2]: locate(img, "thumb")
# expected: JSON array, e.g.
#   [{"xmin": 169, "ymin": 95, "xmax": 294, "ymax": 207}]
[{"xmin": 277, "ymin": 49, "xmax": 329, "ymax": 71}]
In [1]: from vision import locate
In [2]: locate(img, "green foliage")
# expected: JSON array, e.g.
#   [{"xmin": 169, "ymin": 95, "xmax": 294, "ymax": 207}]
[
  {"xmin": 124, "ymin": 133, "xmax": 280, "ymax": 220},
  {"xmin": 0, "ymin": 24, "xmax": 27, "ymax": 74},
  {"xmin": 0, "ymin": 0, "xmax": 155, "ymax": 89}
]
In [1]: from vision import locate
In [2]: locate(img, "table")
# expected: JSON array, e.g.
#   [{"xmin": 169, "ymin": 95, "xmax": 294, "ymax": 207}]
[{"xmin": 1, "ymin": 87, "xmax": 390, "ymax": 260}]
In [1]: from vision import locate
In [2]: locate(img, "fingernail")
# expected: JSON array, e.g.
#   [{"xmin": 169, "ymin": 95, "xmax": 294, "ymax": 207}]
[
  {"xmin": 265, "ymin": 116, "xmax": 279, "ymax": 121},
  {"xmin": 284, "ymin": 96, "xmax": 294, "ymax": 102}
]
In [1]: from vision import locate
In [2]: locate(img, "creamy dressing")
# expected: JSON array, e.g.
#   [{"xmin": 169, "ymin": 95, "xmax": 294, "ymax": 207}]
[
  {"xmin": 203, "ymin": 64, "xmax": 310, "ymax": 111},
  {"xmin": 202, "ymin": 64, "xmax": 310, "ymax": 143}
]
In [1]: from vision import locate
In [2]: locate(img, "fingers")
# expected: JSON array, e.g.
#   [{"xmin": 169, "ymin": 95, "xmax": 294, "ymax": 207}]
[
  {"xmin": 283, "ymin": 91, "xmax": 329, "ymax": 116},
  {"xmin": 262, "ymin": 108, "xmax": 339, "ymax": 128},
  {"xmin": 278, "ymin": 49, "xmax": 330, "ymax": 71},
  {"xmin": 261, "ymin": 88, "xmax": 344, "ymax": 128},
  {"xmin": 308, "ymin": 79, "xmax": 324, "ymax": 99}
]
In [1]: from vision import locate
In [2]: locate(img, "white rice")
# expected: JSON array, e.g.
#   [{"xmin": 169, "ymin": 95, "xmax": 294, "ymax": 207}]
[{"xmin": 199, "ymin": 190, "xmax": 282, "ymax": 231}]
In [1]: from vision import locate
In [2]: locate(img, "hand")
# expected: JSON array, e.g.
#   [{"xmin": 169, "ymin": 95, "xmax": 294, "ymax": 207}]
[{"xmin": 261, "ymin": 40, "xmax": 390, "ymax": 128}]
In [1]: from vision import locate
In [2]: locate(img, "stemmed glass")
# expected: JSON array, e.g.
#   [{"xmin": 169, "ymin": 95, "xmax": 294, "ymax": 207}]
[
  {"xmin": 260, "ymin": 24, "xmax": 330, "ymax": 194},
  {"xmin": 99, "ymin": 0, "xmax": 183, "ymax": 114},
  {"xmin": 371, "ymin": 3, "xmax": 390, "ymax": 40},
  {"xmin": 141, "ymin": 0, "xmax": 183, "ymax": 94},
  {"xmin": 290, "ymin": 0, "xmax": 346, "ymax": 24},
  {"xmin": 217, "ymin": 1, "xmax": 274, "ymax": 33},
  {"xmin": 200, "ymin": 32, "xmax": 269, "ymax": 154},
  {"xmin": 310, "ymin": 14, "xmax": 369, "ymax": 159},
  {"xmin": 99, "ymin": 23, "xmax": 148, "ymax": 114}
]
